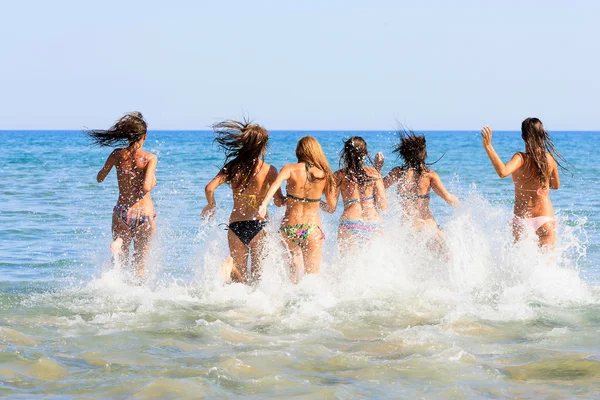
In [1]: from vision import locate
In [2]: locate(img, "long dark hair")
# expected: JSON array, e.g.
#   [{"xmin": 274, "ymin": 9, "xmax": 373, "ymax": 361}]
[
  {"xmin": 393, "ymin": 129, "xmax": 429, "ymax": 177},
  {"xmin": 85, "ymin": 112, "xmax": 147, "ymax": 147},
  {"xmin": 521, "ymin": 118, "xmax": 569, "ymax": 186},
  {"xmin": 214, "ymin": 119, "xmax": 268, "ymax": 188},
  {"xmin": 339, "ymin": 136, "xmax": 377, "ymax": 184}
]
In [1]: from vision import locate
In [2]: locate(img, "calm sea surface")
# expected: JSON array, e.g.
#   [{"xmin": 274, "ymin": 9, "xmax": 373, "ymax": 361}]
[{"xmin": 0, "ymin": 130, "xmax": 599, "ymax": 398}]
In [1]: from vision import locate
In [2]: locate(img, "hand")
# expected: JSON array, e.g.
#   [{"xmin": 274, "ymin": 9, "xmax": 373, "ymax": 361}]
[
  {"xmin": 374, "ymin": 152, "xmax": 385, "ymax": 171},
  {"xmin": 448, "ymin": 194, "xmax": 460, "ymax": 208},
  {"xmin": 258, "ymin": 203, "xmax": 268, "ymax": 219},
  {"xmin": 480, "ymin": 126, "xmax": 493, "ymax": 147},
  {"xmin": 201, "ymin": 204, "xmax": 216, "ymax": 220}
]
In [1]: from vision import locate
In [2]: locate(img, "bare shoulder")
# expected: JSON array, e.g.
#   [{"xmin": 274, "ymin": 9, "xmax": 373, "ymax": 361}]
[
  {"xmin": 364, "ymin": 166, "xmax": 381, "ymax": 178},
  {"xmin": 143, "ymin": 151, "xmax": 157, "ymax": 161},
  {"xmin": 427, "ymin": 170, "xmax": 440, "ymax": 180}
]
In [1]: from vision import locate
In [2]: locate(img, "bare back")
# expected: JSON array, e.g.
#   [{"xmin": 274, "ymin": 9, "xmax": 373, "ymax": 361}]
[
  {"xmin": 512, "ymin": 152, "xmax": 558, "ymax": 218},
  {"xmin": 284, "ymin": 163, "xmax": 328, "ymax": 225},
  {"xmin": 335, "ymin": 166, "xmax": 384, "ymax": 222},
  {"xmin": 395, "ymin": 168, "xmax": 434, "ymax": 220},
  {"xmin": 113, "ymin": 148, "xmax": 155, "ymax": 213},
  {"xmin": 229, "ymin": 161, "xmax": 276, "ymax": 223}
]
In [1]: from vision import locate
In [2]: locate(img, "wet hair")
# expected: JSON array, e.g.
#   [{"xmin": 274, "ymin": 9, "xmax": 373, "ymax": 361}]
[
  {"xmin": 295, "ymin": 136, "xmax": 335, "ymax": 190},
  {"xmin": 393, "ymin": 129, "xmax": 429, "ymax": 177},
  {"xmin": 521, "ymin": 117, "xmax": 569, "ymax": 187},
  {"xmin": 339, "ymin": 136, "xmax": 377, "ymax": 184},
  {"xmin": 214, "ymin": 119, "xmax": 269, "ymax": 188},
  {"xmin": 85, "ymin": 112, "xmax": 147, "ymax": 147}
]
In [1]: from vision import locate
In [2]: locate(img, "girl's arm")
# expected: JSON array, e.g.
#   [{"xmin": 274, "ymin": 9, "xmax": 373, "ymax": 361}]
[
  {"xmin": 258, "ymin": 165, "xmax": 291, "ymax": 218},
  {"xmin": 142, "ymin": 154, "xmax": 158, "ymax": 193},
  {"xmin": 481, "ymin": 126, "xmax": 524, "ymax": 178},
  {"xmin": 96, "ymin": 150, "xmax": 117, "ymax": 183},
  {"xmin": 320, "ymin": 170, "xmax": 341, "ymax": 214},
  {"xmin": 373, "ymin": 172, "xmax": 388, "ymax": 211},
  {"xmin": 268, "ymin": 165, "xmax": 287, "ymax": 207},
  {"xmin": 201, "ymin": 171, "xmax": 228, "ymax": 220},
  {"xmin": 549, "ymin": 155, "xmax": 560, "ymax": 189},
  {"xmin": 430, "ymin": 171, "xmax": 460, "ymax": 207},
  {"xmin": 382, "ymin": 167, "xmax": 402, "ymax": 189}
]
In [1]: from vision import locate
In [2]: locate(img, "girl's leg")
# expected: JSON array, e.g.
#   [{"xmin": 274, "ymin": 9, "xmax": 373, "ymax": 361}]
[
  {"xmin": 112, "ymin": 214, "xmax": 133, "ymax": 267},
  {"xmin": 537, "ymin": 221, "xmax": 556, "ymax": 251},
  {"xmin": 132, "ymin": 219, "xmax": 156, "ymax": 280},
  {"xmin": 248, "ymin": 229, "xmax": 267, "ymax": 284},
  {"xmin": 281, "ymin": 234, "xmax": 304, "ymax": 284},
  {"xmin": 337, "ymin": 226, "xmax": 355, "ymax": 255},
  {"xmin": 227, "ymin": 230, "xmax": 249, "ymax": 283},
  {"xmin": 301, "ymin": 229, "xmax": 324, "ymax": 275}
]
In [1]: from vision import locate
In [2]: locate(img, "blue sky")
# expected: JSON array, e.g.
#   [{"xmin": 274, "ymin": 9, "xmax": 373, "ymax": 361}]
[{"xmin": 1, "ymin": 0, "xmax": 598, "ymax": 130}]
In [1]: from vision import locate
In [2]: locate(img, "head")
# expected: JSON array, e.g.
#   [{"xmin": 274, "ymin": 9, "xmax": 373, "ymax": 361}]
[
  {"xmin": 213, "ymin": 119, "xmax": 269, "ymax": 188},
  {"xmin": 340, "ymin": 136, "xmax": 375, "ymax": 184},
  {"xmin": 393, "ymin": 130, "xmax": 428, "ymax": 175},
  {"xmin": 521, "ymin": 117, "xmax": 567, "ymax": 186},
  {"xmin": 295, "ymin": 136, "xmax": 335, "ymax": 190},
  {"xmin": 85, "ymin": 112, "xmax": 147, "ymax": 147}
]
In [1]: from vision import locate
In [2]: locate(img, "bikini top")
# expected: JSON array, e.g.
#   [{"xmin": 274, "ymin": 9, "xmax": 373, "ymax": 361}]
[
  {"xmin": 343, "ymin": 196, "xmax": 375, "ymax": 206},
  {"xmin": 399, "ymin": 192, "xmax": 430, "ymax": 200},
  {"xmin": 286, "ymin": 193, "xmax": 321, "ymax": 203}
]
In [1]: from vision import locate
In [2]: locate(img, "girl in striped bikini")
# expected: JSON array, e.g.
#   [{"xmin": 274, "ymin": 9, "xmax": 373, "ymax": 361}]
[
  {"xmin": 202, "ymin": 120, "xmax": 285, "ymax": 284},
  {"xmin": 321, "ymin": 136, "xmax": 388, "ymax": 251},
  {"xmin": 86, "ymin": 112, "xmax": 157, "ymax": 281},
  {"xmin": 258, "ymin": 137, "xmax": 336, "ymax": 283}
]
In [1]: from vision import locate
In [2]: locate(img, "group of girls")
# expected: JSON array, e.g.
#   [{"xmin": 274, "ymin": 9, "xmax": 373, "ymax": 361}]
[{"xmin": 86, "ymin": 113, "xmax": 566, "ymax": 283}]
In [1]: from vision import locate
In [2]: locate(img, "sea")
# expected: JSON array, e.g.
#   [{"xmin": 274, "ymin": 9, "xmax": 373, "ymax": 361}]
[{"xmin": 0, "ymin": 130, "xmax": 599, "ymax": 399}]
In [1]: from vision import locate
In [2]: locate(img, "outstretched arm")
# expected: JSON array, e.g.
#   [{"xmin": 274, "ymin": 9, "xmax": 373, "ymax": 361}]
[
  {"xmin": 258, "ymin": 165, "xmax": 291, "ymax": 218},
  {"xmin": 430, "ymin": 171, "xmax": 460, "ymax": 207},
  {"xmin": 320, "ymin": 171, "xmax": 341, "ymax": 214},
  {"xmin": 201, "ymin": 171, "xmax": 228, "ymax": 220},
  {"xmin": 268, "ymin": 165, "xmax": 287, "ymax": 207},
  {"xmin": 142, "ymin": 154, "xmax": 158, "ymax": 193},
  {"xmin": 481, "ymin": 126, "xmax": 524, "ymax": 178},
  {"xmin": 96, "ymin": 150, "xmax": 117, "ymax": 183}
]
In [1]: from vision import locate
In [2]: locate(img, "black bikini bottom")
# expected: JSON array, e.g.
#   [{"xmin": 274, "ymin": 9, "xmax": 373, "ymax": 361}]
[{"xmin": 224, "ymin": 220, "xmax": 268, "ymax": 246}]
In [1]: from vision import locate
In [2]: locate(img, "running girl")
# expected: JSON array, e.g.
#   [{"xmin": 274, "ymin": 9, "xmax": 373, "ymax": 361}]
[
  {"xmin": 480, "ymin": 119, "xmax": 566, "ymax": 250},
  {"xmin": 321, "ymin": 136, "xmax": 387, "ymax": 250},
  {"xmin": 258, "ymin": 136, "xmax": 336, "ymax": 283},
  {"xmin": 202, "ymin": 120, "xmax": 285, "ymax": 284},
  {"xmin": 376, "ymin": 131, "xmax": 459, "ymax": 245},
  {"xmin": 86, "ymin": 112, "xmax": 157, "ymax": 280}
]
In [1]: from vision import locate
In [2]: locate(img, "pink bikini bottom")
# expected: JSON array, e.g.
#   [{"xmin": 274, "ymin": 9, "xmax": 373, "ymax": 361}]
[{"xmin": 514, "ymin": 216, "xmax": 554, "ymax": 232}]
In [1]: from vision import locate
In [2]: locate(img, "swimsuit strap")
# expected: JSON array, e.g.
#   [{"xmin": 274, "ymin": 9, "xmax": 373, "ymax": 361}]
[
  {"xmin": 343, "ymin": 195, "xmax": 375, "ymax": 206},
  {"xmin": 286, "ymin": 193, "xmax": 321, "ymax": 203}
]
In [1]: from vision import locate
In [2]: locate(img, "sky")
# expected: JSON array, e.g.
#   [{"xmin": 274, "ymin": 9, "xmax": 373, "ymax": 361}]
[{"xmin": 0, "ymin": 0, "xmax": 598, "ymax": 130}]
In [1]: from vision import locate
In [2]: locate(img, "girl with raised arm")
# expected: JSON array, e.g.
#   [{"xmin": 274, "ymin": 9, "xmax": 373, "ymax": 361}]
[
  {"xmin": 321, "ymin": 137, "xmax": 387, "ymax": 250},
  {"xmin": 258, "ymin": 136, "xmax": 335, "ymax": 283},
  {"xmin": 480, "ymin": 118, "xmax": 566, "ymax": 250},
  {"xmin": 86, "ymin": 112, "xmax": 157, "ymax": 280},
  {"xmin": 202, "ymin": 120, "xmax": 285, "ymax": 284},
  {"xmin": 375, "ymin": 131, "xmax": 459, "ymax": 242}
]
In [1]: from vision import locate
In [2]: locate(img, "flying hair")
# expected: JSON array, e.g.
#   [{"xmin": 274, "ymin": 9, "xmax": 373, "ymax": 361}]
[
  {"xmin": 85, "ymin": 112, "xmax": 147, "ymax": 147},
  {"xmin": 339, "ymin": 136, "xmax": 377, "ymax": 185}
]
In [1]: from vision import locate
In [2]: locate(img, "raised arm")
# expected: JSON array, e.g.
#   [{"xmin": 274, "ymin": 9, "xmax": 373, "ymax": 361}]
[
  {"xmin": 258, "ymin": 165, "xmax": 291, "ymax": 218},
  {"xmin": 96, "ymin": 150, "xmax": 117, "ymax": 183},
  {"xmin": 201, "ymin": 171, "xmax": 228, "ymax": 220},
  {"xmin": 481, "ymin": 126, "xmax": 524, "ymax": 178},
  {"xmin": 430, "ymin": 171, "xmax": 460, "ymax": 207},
  {"xmin": 267, "ymin": 165, "xmax": 287, "ymax": 207},
  {"xmin": 142, "ymin": 154, "xmax": 158, "ymax": 193},
  {"xmin": 320, "ymin": 170, "xmax": 341, "ymax": 214}
]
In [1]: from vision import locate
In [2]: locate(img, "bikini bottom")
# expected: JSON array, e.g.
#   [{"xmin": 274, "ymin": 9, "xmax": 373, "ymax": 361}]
[
  {"xmin": 280, "ymin": 223, "xmax": 325, "ymax": 246},
  {"xmin": 224, "ymin": 220, "xmax": 268, "ymax": 247},
  {"xmin": 514, "ymin": 216, "xmax": 554, "ymax": 232},
  {"xmin": 339, "ymin": 219, "xmax": 381, "ymax": 238},
  {"xmin": 113, "ymin": 205, "xmax": 155, "ymax": 231}
]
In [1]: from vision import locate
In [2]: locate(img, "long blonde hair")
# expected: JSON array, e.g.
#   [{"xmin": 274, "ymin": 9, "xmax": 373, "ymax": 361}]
[{"xmin": 295, "ymin": 136, "xmax": 334, "ymax": 190}]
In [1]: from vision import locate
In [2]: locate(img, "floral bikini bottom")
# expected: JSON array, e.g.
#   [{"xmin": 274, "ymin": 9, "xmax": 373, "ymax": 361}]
[{"xmin": 280, "ymin": 224, "xmax": 325, "ymax": 246}]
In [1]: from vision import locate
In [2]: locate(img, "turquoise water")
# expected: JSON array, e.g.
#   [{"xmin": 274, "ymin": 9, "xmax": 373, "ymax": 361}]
[{"xmin": 1, "ymin": 130, "xmax": 599, "ymax": 398}]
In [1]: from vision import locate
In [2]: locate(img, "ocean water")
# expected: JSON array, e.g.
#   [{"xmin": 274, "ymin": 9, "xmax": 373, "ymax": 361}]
[{"xmin": 0, "ymin": 130, "xmax": 599, "ymax": 399}]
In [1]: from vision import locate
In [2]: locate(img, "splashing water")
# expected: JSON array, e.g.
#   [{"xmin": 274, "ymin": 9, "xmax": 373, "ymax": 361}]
[{"xmin": 1, "ymin": 131, "xmax": 599, "ymax": 398}]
